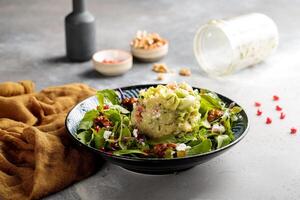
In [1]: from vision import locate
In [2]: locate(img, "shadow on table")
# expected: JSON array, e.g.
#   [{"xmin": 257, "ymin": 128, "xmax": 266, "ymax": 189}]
[
  {"xmin": 42, "ymin": 56, "xmax": 71, "ymax": 64},
  {"xmin": 42, "ymin": 55, "xmax": 95, "ymax": 64},
  {"xmin": 70, "ymin": 162, "xmax": 229, "ymax": 200},
  {"xmin": 132, "ymin": 58, "xmax": 148, "ymax": 65},
  {"xmin": 78, "ymin": 69, "xmax": 124, "ymax": 79},
  {"xmin": 44, "ymin": 159, "xmax": 233, "ymax": 200},
  {"xmin": 42, "ymin": 55, "xmax": 147, "ymax": 65},
  {"xmin": 113, "ymin": 166, "xmax": 218, "ymax": 200}
]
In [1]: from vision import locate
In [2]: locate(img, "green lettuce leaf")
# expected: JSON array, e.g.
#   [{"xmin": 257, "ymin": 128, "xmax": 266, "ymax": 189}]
[
  {"xmin": 96, "ymin": 89, "xmax": 120, "ymax": 110},
  {"xmin": 177, "ymin": 132, "xmax": 198, "ymax": 143},
  {"xmin": 96, "ymin": 92, "xmax": 104, "ymax": 110},
  {"xmin": 94, "ymin": 129, "xmax": 105, "ymax": 149},
  {"xmin": 230, "ymin": 106, "xmax": 242, "ymax": 115},
  {"xmin": 118, "ymin": 116, "xmax": 127, "ymax": 150},
  {"xmin": 78, "ymin": 110, "xmax": 99, "ymax": 131},
  {"xmin": 102, "ymin": 89, "xmax": 120, "ymax": 104},
  {"xmin": 113, "ymin": 149, "xmax": 148, "ymax": 156},
  {"xmin": 222, "ymin": 117, "xmax": 235, "ymax": 141},
  {"xmin": 77, "ymin": 130, "xmax": 93, "ymax": 145},
  {"xmin": 187, "ymin": 139, "xmax": 212, "ymax": 156},
  {"xmin": 121, "ymin": 125, "xmax": 131, "ymax": 138},
  {"xmin": 200, "ymin": 111, "xmax": 211, "ymax": 128},
  {"xmin": 199, "ymin": 94, "xmax": 222, "ymax": 115},
  {"xmin": 110, "ymin": 105, "xmax": 130, "ymax": 114},
  {"xmin": 103, "ymin": 109, "xmax": 121, "ymax": 123},
  {"xmin": 215, "ymin": 135, "xmax": 231, "ymax": 149}
]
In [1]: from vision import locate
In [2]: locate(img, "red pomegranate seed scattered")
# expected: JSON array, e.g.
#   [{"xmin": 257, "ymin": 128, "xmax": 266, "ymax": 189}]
[
  {"xmin": 290, "ymin": 127, "xmax": 297, "ymax": 134},
  {"xmin": 266, "ymin": 117, "xmax": 272, "ymax": 124},
  {"xmin": 273, "ymin": 95, "xmax": 279, "ymax": 101},
  {"xmin": 280, "ymin": 112, "xmax": 286, "ymax": 120},
  {"xmin": 275, "ymin": 105, "xmax": 282, "ymax": 111},
  {"xmin": 256, "ymin": 109, "xmax": 262, "ymax": 116},
  {"xmin": 254, "ymin": 102, "xmax": 261, "ymax": 107}
]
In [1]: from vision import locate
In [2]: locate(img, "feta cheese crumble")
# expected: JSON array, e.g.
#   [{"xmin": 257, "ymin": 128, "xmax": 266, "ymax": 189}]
[
  {"xmin": 103, "ymin": 130, "xmax": 113, "ymax": 140},
  {"xmin": 176, "ymin": 143, "xmax": 191, "ymax": 151},
  {"xmin": 133, "ymin": 129, "xmax": 138, "ymax": 138},
  {"xmin": 211, "ymin": 124, "xmax": 225, "ymax": 133}
]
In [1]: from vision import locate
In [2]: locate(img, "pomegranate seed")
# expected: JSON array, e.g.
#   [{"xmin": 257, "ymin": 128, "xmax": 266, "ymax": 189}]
[
  {"xmin": 103, "ymin": 105, "xmax": 110, "ymax": 109},
  {"xmin": 95, "ymin": 126, "xmax": 100, "ymax": 132},
  {"xmin": 99, "ymin": 147, "xmax": 105, "ymax": 151},
  {"xmin": 275, "ymin": 105, "xmax": 282, "ymax": 111},
  {"xmin": 254, "ymin": 102, "xmax": 261, "ymax": 107},
  {"xmin": 266, "ymin": 117, "xmax": 272, "ymax": 124},
  {"xmin": 273, "ymin": 95, "xmax": 279, "ymax": 101},
  {"xmin": 290, "ymin": 127, "xmax": 297, "ymax": 134},
  {"xmin": 256, "ymin": 109, "xmax": 262, "ymax": 116},
  {"xmin": 280, "ymin": 112, "xmax": 286, "ymax": 120}
]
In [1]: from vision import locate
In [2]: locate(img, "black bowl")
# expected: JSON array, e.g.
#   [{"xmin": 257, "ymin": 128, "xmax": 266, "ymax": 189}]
[{"xmin": 65, "ymin": 84, "xmax": 249, "ymax": 174}]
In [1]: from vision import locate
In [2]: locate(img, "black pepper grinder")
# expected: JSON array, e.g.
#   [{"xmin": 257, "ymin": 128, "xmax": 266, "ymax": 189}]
[{"xmin": 65, "ymin": 0, "xmax": 96, "ymax": 61}]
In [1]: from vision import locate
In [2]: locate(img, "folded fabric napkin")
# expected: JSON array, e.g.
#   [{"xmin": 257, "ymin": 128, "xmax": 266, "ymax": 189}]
[{"xmin": 0, "ymin": 81, "xmax": 100, "ymax": 200}]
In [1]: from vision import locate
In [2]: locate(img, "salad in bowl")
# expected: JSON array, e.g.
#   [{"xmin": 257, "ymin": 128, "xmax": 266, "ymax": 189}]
[{"xmin": 75, "ymin": 83, "xmax": 243, "ymax": 159}]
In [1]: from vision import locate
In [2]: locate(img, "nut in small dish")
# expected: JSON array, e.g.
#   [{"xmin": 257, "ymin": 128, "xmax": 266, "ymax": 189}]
[
  {"xmin": 131, "ymin": 30, "xmax": 168, "ymax": 62},
  {"xmin": 92, "ymin": 50, "xmax": 133, "ymax": 76}
]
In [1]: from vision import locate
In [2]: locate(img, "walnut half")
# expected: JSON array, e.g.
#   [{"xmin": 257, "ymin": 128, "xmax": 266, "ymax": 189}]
[
  {"xmin": 152, "ymin": 63, "xmax": 169, "ymax": 73},
  {"xmin": 179, "ymin": 68, "xmax": 191, "ymax": 76}
]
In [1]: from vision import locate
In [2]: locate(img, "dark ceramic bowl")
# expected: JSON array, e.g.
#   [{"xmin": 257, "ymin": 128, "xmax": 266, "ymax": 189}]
[{"xmin": 65, "ymin": 84, "xmax": 249, "ymax": 174}]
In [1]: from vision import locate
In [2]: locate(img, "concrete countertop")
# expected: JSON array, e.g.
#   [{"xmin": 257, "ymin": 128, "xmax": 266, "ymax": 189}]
[{"xmin": 1, "ymin": 0, "xmax": 300, "ymax": 199}]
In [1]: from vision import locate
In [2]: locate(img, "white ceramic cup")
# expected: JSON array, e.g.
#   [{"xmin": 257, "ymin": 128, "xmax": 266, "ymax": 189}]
[{"xmin": 92, "ymin": 50, "xmax": 132, "ymax": 76}]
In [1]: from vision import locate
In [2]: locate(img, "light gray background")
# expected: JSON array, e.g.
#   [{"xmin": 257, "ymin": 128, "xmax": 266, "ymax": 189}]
[{"xmin": 0, "ymin": 0, "xmax": 300, "ymax": 199}]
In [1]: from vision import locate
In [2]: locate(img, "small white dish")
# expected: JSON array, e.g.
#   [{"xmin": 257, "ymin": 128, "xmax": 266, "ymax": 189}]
[
  {"xmin": 92, "ymin": 50, "xmax": 133, "ymax": 76},
  {"xmin": 131, "ymin": 42, "xmax": 168, "ymax": 62}
]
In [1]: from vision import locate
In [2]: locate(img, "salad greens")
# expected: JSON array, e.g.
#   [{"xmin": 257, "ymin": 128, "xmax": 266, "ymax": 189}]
[{"xmin": 76, "ymin": 83, "xmax": 243, "ymax": 158}]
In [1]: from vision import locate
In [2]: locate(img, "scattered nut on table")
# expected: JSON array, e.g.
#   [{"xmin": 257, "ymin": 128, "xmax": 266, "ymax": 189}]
[
  {"xmin": 157, "ymin": 73, "xmax": 164, "ymax": 80},
  {"xmin": 179, "ymin": 68, "xmax": 191, "ymax": 76},
  {"xmin": 152, "ymin": 63, "xmax": 169, "ymax": 73},
  {"xmin": 131, "ymin": 30, "xmax": 167, "ymax": 50}
]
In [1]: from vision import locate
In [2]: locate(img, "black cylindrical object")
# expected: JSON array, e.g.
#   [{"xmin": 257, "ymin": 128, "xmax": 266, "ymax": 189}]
[{"xmin": 65, "ymin": 0, "xmax": 96, "ymax": 62}]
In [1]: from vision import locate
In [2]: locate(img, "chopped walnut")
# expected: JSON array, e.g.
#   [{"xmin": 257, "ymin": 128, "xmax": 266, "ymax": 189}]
[
  {"xmin": 153, "ymin": 143, "xmax": 177, "ymax": 158},
  {"xmin": 94, "ymin": 115, "xmax": 113, "ymax": 128},
  {"xmin": 131, "ymin": 30, "xmax": 167, "ymax": 50},
  {"xmin": 179, "ymin": 68, "xmax": 191, "ymax": 76},
  {"xmin": 152, "ymin": 63, "xmax": 169, "ymax": 73},
  {"xmin": 157, "ymin": 73, "xmax": 164, "ymax": 80},
  {"xmin": 207, "ymin": 109, "xmax": 224, "ymax": 122},
  {"xmin": 121, "ymin": 97, "xmax": 138, "ymax": 111}
]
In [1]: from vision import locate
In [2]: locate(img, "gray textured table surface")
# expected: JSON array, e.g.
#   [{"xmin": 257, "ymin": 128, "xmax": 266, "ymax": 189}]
[{"xmin": 1, "ymin": 0, "xmax": 300, "ymax": 199}]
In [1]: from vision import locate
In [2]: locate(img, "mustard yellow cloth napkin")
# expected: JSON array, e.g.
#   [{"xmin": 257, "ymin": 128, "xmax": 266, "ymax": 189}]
[{"xmin": 0, "ymin": 81, "xmax": 100, "ymax": 200}]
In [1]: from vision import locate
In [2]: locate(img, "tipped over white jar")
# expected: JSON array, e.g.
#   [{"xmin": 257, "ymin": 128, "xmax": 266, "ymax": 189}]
[{"xmin": 194, "ymin": 13, "xmax": 279, "ymax": 76}]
